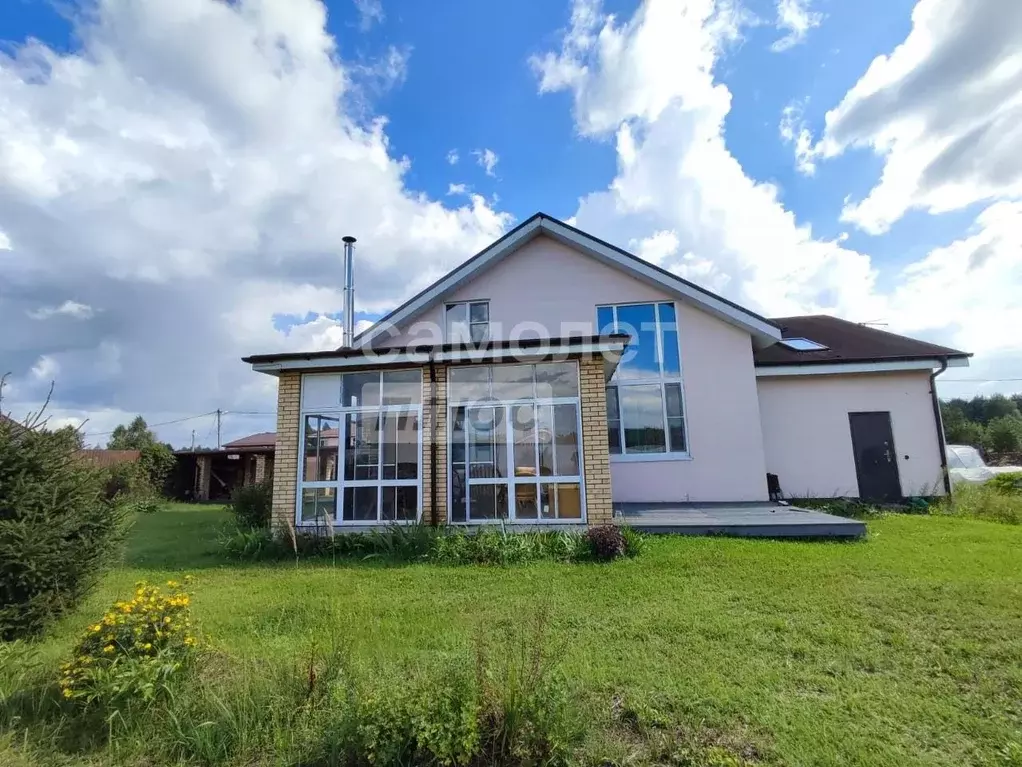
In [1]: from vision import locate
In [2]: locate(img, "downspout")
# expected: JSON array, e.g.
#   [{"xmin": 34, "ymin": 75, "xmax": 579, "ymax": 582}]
[
  {"xmin": 930, "ymin": 357, "xmax": 952, "ymax": 496},
  {"xmin": 428, "ymin": 351, "xmax": 439, "ymax": 526}
]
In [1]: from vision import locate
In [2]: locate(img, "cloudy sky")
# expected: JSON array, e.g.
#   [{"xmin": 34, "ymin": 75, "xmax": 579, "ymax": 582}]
[{"xmin": 1, "ymin": 0, "xmax": 1019, "ymax": 447}]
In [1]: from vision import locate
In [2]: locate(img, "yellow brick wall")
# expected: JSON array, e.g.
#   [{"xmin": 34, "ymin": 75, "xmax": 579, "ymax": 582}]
[
  {"xmin": 421, "ymin": 363, "xmax": 448, "ymax": 525},
  {"xmin": 579, "ymin": 356, "xmax": 613, "ymax": 525},
  {"xmin": 270, "ymin": 372, "xmax": 300, "ymax": 532}
]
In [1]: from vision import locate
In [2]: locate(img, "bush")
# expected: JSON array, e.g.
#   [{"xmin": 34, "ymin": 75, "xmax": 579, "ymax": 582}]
[
  {"xmin": 984, "ymin": 416, "xmax": 1022, "ymax": 454},
  {"xmin": 988, "ymin": 471, "xmax": 1022, "ymax": 496},
  {"xmin": 219, "ymin": 525, "xmax": 283, "ymax": 560},
  {"xmin": 59, "ymin": 579, "xmax": 197, "ymax": 709},
  {"xmin": 125, "ymin": 497, "xmax": 162, "ymax": 514},
  {"xmin": 585, "ymin": 525, "xmax": 626, "ymax": 561},
  {"xmin": 619, "ymin": 526, "xmax": 646, "ymax": 558},
  {"xmin": 0, "ymin": 420, "xmax": 129, "ymax": 640},
  {"xmin": 230, "ymin": 481, "xmax": 272, "ymax": 529},
  {"xmin": 939, "ymin": 482, "xmax": 1022, "ymax": 525}
]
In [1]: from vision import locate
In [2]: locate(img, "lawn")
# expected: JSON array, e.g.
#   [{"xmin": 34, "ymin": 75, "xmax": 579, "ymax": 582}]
[{"xmin": 8, "ymin": 503, "xmax": 1022, "ymax": 766}]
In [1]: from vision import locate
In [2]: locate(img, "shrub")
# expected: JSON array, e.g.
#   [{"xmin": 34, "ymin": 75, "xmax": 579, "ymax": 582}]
[
  {"xmin": 619, "ymin": 526, "xmax": 646, "ymax": 558},
  {"xmin": 0, "ymin": 419, "xmax": 129, "ymax": 640},
  {"xmin": 988, "ymin": 471, "xmax": 1022, "ymax": 496},
  {"xmin": 230, "ymin": 481, "xmax": 272, "ymax": 529},
  {"xmin": 59, "ymin": 579, "xmax": 197, "ymax": 709},
  {"xmin": 939, "ymin": 482, "xmax": 1022, "ymax": 525},
  {"xmin": 984, "ymin": 416, "xmax": 1022, "ymax": 454},
  {"xmin": 219, "ymin": 525, "xmax": 283, "ymax": 560},
  {"xmin": 585, "ymin": 525, "xmax": 627, "ymax": 561},
  {"xmin": 125, "ymin": 497, "xmax": 162, "ymax": 514}
]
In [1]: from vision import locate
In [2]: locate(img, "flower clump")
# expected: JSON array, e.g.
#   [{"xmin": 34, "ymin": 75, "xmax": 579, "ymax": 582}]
[{"xmin": 59, "ymin": 578, "xmax": 197, "ymax": 706}]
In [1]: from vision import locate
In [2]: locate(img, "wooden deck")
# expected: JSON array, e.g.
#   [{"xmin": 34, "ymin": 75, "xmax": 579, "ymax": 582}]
[{"xmin": 615, "ymin": 502, "xmax": 866, "ymax": 539}]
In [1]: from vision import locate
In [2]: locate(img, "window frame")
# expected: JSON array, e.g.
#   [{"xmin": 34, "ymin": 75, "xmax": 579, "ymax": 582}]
[
  {"xmin": 598, "ymin": 301, "xmax": 691, "ymax": 462},
  {"xmin": 297, "ymin": 370, "xmax": 423, "ymax": 527},
  {"xmin": 446, "ymin": 361, "xmax": 587, "ymax": 524},
  {"xmin": 445, "ymin": 300, "xmax": 490, "ymax": 344}
]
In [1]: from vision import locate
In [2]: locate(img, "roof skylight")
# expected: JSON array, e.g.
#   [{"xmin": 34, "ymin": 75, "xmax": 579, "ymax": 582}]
[{"xmin": 780, "ymin": 337, "xmax": 829, "ymax": 352}]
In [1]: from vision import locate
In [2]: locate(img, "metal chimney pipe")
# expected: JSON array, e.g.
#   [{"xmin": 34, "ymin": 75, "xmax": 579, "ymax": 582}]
[{"xmin": 342, "ymin": 235, "xmax": 357, "ymax": 347}]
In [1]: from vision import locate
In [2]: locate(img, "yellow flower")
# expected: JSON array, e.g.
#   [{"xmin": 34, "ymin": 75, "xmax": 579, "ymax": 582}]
[
  {"xmin": 103, "ymin": 645, "xmax": 114, "ymax": 654},
  {"xmin": 163, "ymin": 617, "xmax": 171, "ymax": 624},
  {"xmin": 62, "ymin": 688, "xmax": 73, "ymax": 699},
  {"xmin": 142, "ymin": 642, "xmax": 152, "ymax": 651}
]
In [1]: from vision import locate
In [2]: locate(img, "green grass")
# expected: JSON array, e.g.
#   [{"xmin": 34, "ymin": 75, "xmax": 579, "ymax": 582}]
[{"xmin": 6, "ymin": 502, "xmax": 1022, "ymax": 766}]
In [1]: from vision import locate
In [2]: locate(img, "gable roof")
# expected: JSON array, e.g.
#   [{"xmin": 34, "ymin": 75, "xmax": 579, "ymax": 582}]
[
  {"xmin": 76, "ymin": 449, "xmax": 141, "ymax": 468},
  {"xmin": 753, "ymin": 315, "xmax": 970, "ymax": 367},
  {"xmin": 223, "ymin": 431, "xmax": 277, "ymax": 450},
  {"xmin": 353, "ymin": 212, "xmax": 783, "ymax": 349}
]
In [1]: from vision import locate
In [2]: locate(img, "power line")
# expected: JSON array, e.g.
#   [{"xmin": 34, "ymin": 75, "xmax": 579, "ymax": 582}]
[{"xmin": 83, "ymin": 410, "xmax": 219, "ymax": 438}]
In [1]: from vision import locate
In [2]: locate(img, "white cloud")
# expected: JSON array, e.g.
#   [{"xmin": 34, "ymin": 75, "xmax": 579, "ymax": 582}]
[
  {"xmin": 353, "ymin": 0, "xmax": 384, "ymax": 31},
  {"xmin": 779, "ymin": 100, "xmax": 818, "ymax": 175},
  {"xmin": 31, "ymin": 355, "xmax": 59, "ymax": 382},
  {"xmin": 811, "ymin": 0, "xmax": 1022, "ymax": 233},
  {"xmin": 472, "ymin": 148, "xmax": 499, "ymax": 177},
  {"xmin": 0, "ymin": 229, "xmax": 10, "ymax": 250},
  {"xmin": 0, "ymin": 0, "xmax": 511, "ymax": 446},
  {"xmin": 771, "ymin": 0, "xmax": 823, "ymax": 52},
  {"xmin": 447, "ymin": 183, "xmax": 469, "ymax": 195},
  {"xmin": 446, "ymin": 149, "xmax": 459, "ymax": 165},
  {"xmin": 533, "ymin": 0, "xmax": 1021, "ymax": 394},
  {"xmin": 27, "ymin": 300, "xmax": 96, "ymax": 320}
]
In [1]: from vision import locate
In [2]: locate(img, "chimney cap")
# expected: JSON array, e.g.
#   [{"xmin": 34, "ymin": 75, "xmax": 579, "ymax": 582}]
[{"xmin": 342, "ymin": 235, "xmax": 357, "ymax": 244}]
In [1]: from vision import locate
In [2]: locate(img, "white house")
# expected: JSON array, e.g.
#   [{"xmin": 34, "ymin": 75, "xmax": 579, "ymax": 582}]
[{"xmin": 243, "ymin": 213, "xmax": 970, "ymax": 530}]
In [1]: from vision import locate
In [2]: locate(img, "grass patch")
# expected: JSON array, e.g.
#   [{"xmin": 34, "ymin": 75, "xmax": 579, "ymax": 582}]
[
  {"xmin": 2, "ymin": 503, "xmax": 1021, "ymax": 765},
  {"xmin": 937, "ymin": 481, "xmax": 1022, "ymax": 525}
]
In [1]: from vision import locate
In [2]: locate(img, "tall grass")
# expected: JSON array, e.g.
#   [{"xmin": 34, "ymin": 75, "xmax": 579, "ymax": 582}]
[
  {"xmin": 937, "ymin": 481, "xmax": 1022, "ymax": 525},
  {"xmin": 0, "ymin": 612, "xmax": 581, "ymax": 766}
]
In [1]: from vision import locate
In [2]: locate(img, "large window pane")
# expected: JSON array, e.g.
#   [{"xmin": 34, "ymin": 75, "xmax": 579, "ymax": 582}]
[
  {"xmin": 535, "ymin": 362, "xmax": 578, "ymax": 398},
  {"xmin": 303, "ymin": 415, "xmax": 339, "ymax": 482},
  {"xmin": 470, "ymin": 323, "xmax": 488, "ymax": 344},
  {"xmin": 555, "ymin": 484, "xmax": 582, "ymax": 519},
  {"xmin": 450, "ymin": 465, "xmax": 467, "ymax": 523},
  {"xmin": 468, "ymin": 406, "xmax": 506, "ymax": 479},
  {"xmin": 381, "ymin": 412, "xmax": 419, "ymax": 480},
  {"xmin": 449, "ymin": 366, "xmax": 489, "ymax": 403},
  {"xmin": 537, "ymin": 405, "xmax": 555, "ymax": 476},
  {"xmin": 606, "ymin": 387, "xmax": 622, "ymax": 455},
  {"xmin": 382, "ymin": 486, "xmax": 417, "ymax": 521},
  {"xmin": 469, "ymin": 302, "xmax": 489, "ymax": 323},
  {"xmin": 511, "ymin": 404, "xmax": 537, "ymax": 478},
  {"xmin": 301, "ymin": 488, "xmax": 336, "ymax": 523},
  {"xmin": 515, "ymin": 484, "xmax": 538, "ymax": 519},
  {"xmin": 382, "ymin": 369, "xmax": 421, "ymax": 405},
  {"xmin": 615, "ymin": 304, "xmax": 660, "ymax": 380},
  {"xmin": 658, "ymin": 303, "xmax": 681, "ymax": 375},
  {"xmin": 345, "ymin": 412, "xmax": 380, "ymax": 480},
  {"xmin": 597, "ymin": 306, "xmax": 615, "ymax": 334},
  {"xmin": 469, "ymin": 484, "xmax": 507, "ymax": 520},
  {"xmin": 343, "ymin": 486, "xmax": 378, "ymax": 521},
  {"xmin": 342, "ymin": 372, "xmax": 380, "ymax": 407},
  {"xmin": 553, "ymin": 404, "xmax": 580, "ymax": 476},
  {"xmin": 491, "ymin": 364, "xmax": 534, "ymax": 400},
  {"xmin": 619, "ymin": 384, "xmax": 666, "ymax": 453}
]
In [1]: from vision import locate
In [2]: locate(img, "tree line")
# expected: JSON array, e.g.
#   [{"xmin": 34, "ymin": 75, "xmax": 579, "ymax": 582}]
[{"xmin": 940, "ymin": 393, "xmax": 1022, "ymax": 455}]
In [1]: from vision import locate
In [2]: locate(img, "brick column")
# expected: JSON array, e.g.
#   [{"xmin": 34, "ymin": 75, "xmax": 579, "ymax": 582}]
[
  {"xmin": 271, "ymin": 373, "xmax": 301, "ymax": 532},
  {"xmin": 579, "ymin": 356, "xmax": 613, "ymax": 525},
  {"xmin": 421, "ymin": 363, "xmax": 448, "ymax": 525},
  {"xmin": 196, "ymin": 455, "xmax": 211, "ymax": 501},
  {"xmin": 254, "ymin": 453, "xmax": 268, "ymax": 484}
]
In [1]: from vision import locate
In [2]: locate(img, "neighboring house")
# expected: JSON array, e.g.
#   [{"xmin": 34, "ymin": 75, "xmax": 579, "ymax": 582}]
[
  {"xmin": 243, "ymin": 213, "xmax": 970, "ymax": 530},
  {"xmin": 172, "ymin": 433, "xmax": 275, "ymax": 501}
]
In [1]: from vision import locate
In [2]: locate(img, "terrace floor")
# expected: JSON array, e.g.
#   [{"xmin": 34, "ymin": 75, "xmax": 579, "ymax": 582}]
[{"xmin": 616, "ymin": 501, "xmax": 867, "ymax": 539}]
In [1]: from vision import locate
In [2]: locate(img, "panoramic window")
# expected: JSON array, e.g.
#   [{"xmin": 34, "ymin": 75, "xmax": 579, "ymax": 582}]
[
  {"xmin": 598, "ymin": 302, "xmax": 688, "ymax": 456},
  {"xmin": 448, "ymin": 362, "xmax": 583, "ymax": 523},
  {"xmin": 299, "ymin": 369, "xmax": 421, "ymax": 525},
  {"xmin": 446, "ymin": 301, "xmax": 490, "ymax": 344}
]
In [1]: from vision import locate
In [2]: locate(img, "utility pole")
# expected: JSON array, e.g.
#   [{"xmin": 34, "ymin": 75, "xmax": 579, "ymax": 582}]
[
  {"xmin": 191, "ymin": 429, "xmax": 196, "ymax": 451},
  {"xmin": 216, "ymin": 409, "xmax": 222, "ymax": 450}
]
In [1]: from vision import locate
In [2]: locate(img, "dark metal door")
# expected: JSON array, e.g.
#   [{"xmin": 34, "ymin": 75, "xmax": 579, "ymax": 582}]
[{"xmin": 848, "ymin": 412, "xmax": 902, "ymax": 501}]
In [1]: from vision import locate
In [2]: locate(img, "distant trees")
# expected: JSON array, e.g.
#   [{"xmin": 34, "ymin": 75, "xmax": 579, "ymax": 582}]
[
  {"xmin": 106, "ymin": 416, "xmax": 176, "ymax": 495},
  {"xmin": 941, "ymin": 394, "xmax": 1022, "ymax": 455}
]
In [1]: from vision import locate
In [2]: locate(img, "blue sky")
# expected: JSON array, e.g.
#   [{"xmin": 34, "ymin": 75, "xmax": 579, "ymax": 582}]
[{"xmin": 1, "ymin": 0, "xmax": 1019, "ymax": 445}]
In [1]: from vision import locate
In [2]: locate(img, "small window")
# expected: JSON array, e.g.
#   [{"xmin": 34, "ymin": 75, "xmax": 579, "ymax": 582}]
[
  {"xmin": 780, "ymin": 337, "xmax": 829, "ymax": 352},
  {"xmin": 446, "ymin": 301, "xmax": 489, "ymax": 344}
]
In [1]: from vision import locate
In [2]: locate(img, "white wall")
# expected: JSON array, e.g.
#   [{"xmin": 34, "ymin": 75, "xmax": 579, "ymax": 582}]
[
  {"xmin": 383, "ymin": 235, "xmax": 770, "ymax": 504},
  {"xmin": 757, "ymin": 371, "xmax": 945, "ymax": 498}
]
